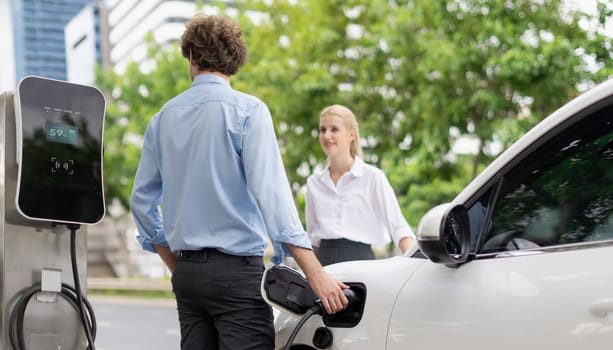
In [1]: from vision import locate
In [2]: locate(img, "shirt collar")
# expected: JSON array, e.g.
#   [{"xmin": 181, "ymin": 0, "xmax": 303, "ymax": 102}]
[
  {"xmin": 192, "ymin": 73, "xmax": 230, "ymax": 87},
  {"xmin": 350, "ymin": 156, "xmax": 366, "ymax": 177},
  {"xmin": 318, "ymin": 156, "xmax": 365, "ymax": 181}
]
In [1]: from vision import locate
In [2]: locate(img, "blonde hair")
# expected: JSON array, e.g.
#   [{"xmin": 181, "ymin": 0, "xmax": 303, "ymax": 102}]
[{"xmin": 320, "ymin": 104, "xmax": 363, "ymax": 158}]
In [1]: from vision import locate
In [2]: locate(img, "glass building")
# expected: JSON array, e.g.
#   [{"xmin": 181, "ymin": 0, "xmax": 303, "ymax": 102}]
[{"xmin": 11, "ymin": 0, "xmax": 94, "ymax": 82}]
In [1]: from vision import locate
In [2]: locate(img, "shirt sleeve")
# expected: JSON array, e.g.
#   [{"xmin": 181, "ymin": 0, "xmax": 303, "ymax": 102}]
[
  {"xmin": 372, "ymin": 170, "xmax": 415, "ymax": 248},
  {"xmin": 130, "ymin": 121, "xmax": 168, "ymax": 253},
  {"xmin": 241, "ymin": 101, "xmax": 312, "ymax": 264},
  {"xmin": 305, "ymin": 178, "xmax": 321, "ymax": 247}
]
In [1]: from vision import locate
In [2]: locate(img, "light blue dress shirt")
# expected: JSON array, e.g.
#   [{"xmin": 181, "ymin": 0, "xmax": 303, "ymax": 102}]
[{"xmin": 130, "ymin": 73, "xmax": 311, "ymax": 264}]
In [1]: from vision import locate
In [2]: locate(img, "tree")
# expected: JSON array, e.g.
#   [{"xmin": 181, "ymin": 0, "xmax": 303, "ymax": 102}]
[
  {"xmin": 233, "ymin": 0, "xmax": 613, "ymax": 225},
  {"xmin": 98, "ymin": 0, "xmax": 613, "ymax": 228},
  {"xmin": 96, "ymin": 36, "xmax": 191, "ymax": 210}
]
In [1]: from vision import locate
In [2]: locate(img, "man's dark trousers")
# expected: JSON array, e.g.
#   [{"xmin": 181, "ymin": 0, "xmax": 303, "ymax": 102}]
[{"xmin": 172, "ymin": 248, "xmax": 274, "ymax": 350}]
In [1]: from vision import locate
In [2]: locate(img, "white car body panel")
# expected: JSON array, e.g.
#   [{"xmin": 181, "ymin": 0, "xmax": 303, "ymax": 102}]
[
  {"xmin": 388, "ymin": 245, "xmax": 613, "ymax": 349},
  {"xmin": 273, "ymin": 257, "xmax": 425, "ymax": 349},
  {"xmin": 275, "ymin": 245, "xmax": 613, "ymax": 350}
]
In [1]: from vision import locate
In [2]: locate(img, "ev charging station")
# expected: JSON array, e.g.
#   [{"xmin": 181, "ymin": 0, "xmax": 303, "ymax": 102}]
[{"xmin": 0, "ymin": 76, "xmax": 105, "ymax": 349}]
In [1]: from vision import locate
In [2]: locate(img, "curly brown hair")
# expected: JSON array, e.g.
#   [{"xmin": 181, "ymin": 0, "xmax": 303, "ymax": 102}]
[{"xmin": 180, "ymin": 14, "xmax": 248, "ymax": 76}]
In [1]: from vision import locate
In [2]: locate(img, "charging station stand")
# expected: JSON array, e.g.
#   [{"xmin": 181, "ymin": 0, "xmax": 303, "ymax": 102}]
[{"xmin": 0, "ymin": 76, "xmax": 105, "ymax": 349}]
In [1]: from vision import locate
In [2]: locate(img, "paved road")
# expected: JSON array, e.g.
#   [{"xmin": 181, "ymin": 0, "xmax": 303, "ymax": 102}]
[{"xmin": 90, "ymin": 295, "xmax": 180, "ymax": 350}]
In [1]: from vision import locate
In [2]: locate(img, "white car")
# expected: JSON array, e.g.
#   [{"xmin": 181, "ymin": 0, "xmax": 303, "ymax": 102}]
[{"xmin": 263, "ymin": 78, "xmax": 613, "ymax": 350}]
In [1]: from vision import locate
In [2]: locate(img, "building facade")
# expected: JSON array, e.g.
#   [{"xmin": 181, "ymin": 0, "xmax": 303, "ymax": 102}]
[
  {"xmin": 10, "ymin": 0, "xmax": 95, "ymax": 83},
  {"xmin": 0, "ymin": 0, "xmax": 16, "ymax": 91},
  {"xmin": 65, "ymin": 2, "xmax": 110, "ymax": 84},
  {"xmin": 105, "ymin": 0, "xmax": 200, "ymax": 73}
]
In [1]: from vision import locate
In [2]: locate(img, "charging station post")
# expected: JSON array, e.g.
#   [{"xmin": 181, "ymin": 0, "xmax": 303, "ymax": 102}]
[{"xmin": 0, "ymin": 76, "xmax": 105, "ymax": 350}]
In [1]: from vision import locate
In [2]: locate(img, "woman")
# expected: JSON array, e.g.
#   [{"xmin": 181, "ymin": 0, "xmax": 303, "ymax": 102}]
[{"xmin": 306, "ymin": 104, "xmax": 417, "ymax": 266}]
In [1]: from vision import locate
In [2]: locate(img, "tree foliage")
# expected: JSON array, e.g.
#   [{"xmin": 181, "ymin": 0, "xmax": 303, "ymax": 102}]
[
  {"xmin": 98, "ymin": 0, "xmax": 613, "ymax": 227},
  {"xmin": 96, "ymin": 36, "xmax": 192, "ymax": 210}
]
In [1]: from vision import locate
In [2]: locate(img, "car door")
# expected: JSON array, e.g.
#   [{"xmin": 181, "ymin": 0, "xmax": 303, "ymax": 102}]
[{"xmin": 387, "ymin": 100, "xmax": 613, "ymax": 349}]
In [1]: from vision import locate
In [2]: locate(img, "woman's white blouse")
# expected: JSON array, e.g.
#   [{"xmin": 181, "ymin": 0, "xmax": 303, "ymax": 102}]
[{"xmin": 305, "ymin": 157, "xmax": 415, "ymax": 248}]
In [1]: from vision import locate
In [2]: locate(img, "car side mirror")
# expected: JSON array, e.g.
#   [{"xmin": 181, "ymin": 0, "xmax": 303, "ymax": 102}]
[{"xmin": 417, "ymin": 203, "xmax": 470, "ymax": 267}]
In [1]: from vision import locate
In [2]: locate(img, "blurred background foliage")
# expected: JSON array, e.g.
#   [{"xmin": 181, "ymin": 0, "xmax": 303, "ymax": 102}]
[{"xmin": 97, "ymin": 0, "xmax": 613, "ymax": 228}]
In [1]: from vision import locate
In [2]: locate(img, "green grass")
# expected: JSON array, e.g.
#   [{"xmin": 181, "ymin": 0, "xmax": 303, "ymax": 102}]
[{"xmin": 88, "ymin": 289, "xmax": 175, "ymax": 299}]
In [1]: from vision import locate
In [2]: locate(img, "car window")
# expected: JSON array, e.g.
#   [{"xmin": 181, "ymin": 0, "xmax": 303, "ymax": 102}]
[
  {"xmin": 473, "ymin": 105, "xmax": 613, "ymax": 254},
  {"xmin": 467, "ymin": 188, "xmax": 493, "ymax": 251}
]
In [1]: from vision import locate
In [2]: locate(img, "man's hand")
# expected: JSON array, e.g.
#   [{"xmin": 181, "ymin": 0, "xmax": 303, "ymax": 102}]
[
  {"xmin": 306, "ymin": 268, "xmax": 349, "ymax": 314},
  {"xmin": 154, "ymin": 244, "xmax": 178, "ymax": 273},
  {"xmin": 286, "ymin": 244, "xmax": 349, "ymax": 314}
]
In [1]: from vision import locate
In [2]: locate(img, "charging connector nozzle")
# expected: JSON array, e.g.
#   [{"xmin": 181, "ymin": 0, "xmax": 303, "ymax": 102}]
[{"xmin": 312, "ymin": 288, "xmax": 357, "ymax": 315}]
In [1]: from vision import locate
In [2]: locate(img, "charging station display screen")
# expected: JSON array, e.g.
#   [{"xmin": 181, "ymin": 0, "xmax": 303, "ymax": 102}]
[
  {"xmin": 46, "ymin": 121, "xmax": 79, "ymax": 145},
  {"xmin": 15, "ymin": 76, "xmax": 106, "ymax": 224}
]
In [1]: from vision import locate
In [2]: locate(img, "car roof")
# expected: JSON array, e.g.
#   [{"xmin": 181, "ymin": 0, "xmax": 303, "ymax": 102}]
[{"xmin": 455, "ymin": 78, "xmax": 613, "ymax": 204}]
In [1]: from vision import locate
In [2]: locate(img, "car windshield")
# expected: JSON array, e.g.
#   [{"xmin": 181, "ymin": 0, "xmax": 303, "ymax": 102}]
[{"xmin": 472, "ymin": 104, "xmax": 613, "ymax": 254}]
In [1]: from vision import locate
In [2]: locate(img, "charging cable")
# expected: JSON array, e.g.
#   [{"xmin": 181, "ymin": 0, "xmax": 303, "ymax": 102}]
[
  {"xmin": 8, "ymin": 282, "xmax": 97, "ymax": 350},
  {"xmin": 8, "ymin": 224, "xmax": 97, "ymax": 350},
  {"xmin": 68, "ymin": 223, "xmax": 97, "ymax": 350},
  {"xmin": 282, "ymin": 289, "xmax": 356, "ymax": 350},
  {"xmin": 282, "ymin": 306, "xmax": 320, "ymax": 350}
]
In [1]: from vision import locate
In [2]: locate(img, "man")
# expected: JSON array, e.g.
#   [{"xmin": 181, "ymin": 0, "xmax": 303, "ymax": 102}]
[{"xmin": 130, "ymin": 14, "xmax": 348, "ymax": 350}]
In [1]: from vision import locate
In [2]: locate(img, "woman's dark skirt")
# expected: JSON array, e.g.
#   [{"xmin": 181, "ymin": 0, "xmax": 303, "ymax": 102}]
[{"xmin": 316, "ymin": 238, "xmax": 375, "ymax": 266}]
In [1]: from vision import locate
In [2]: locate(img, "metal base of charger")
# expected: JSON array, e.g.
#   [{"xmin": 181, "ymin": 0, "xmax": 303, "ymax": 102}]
[{"xmin": 0, "ymin": 91, "xmax": 88, "ymax": 349}]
